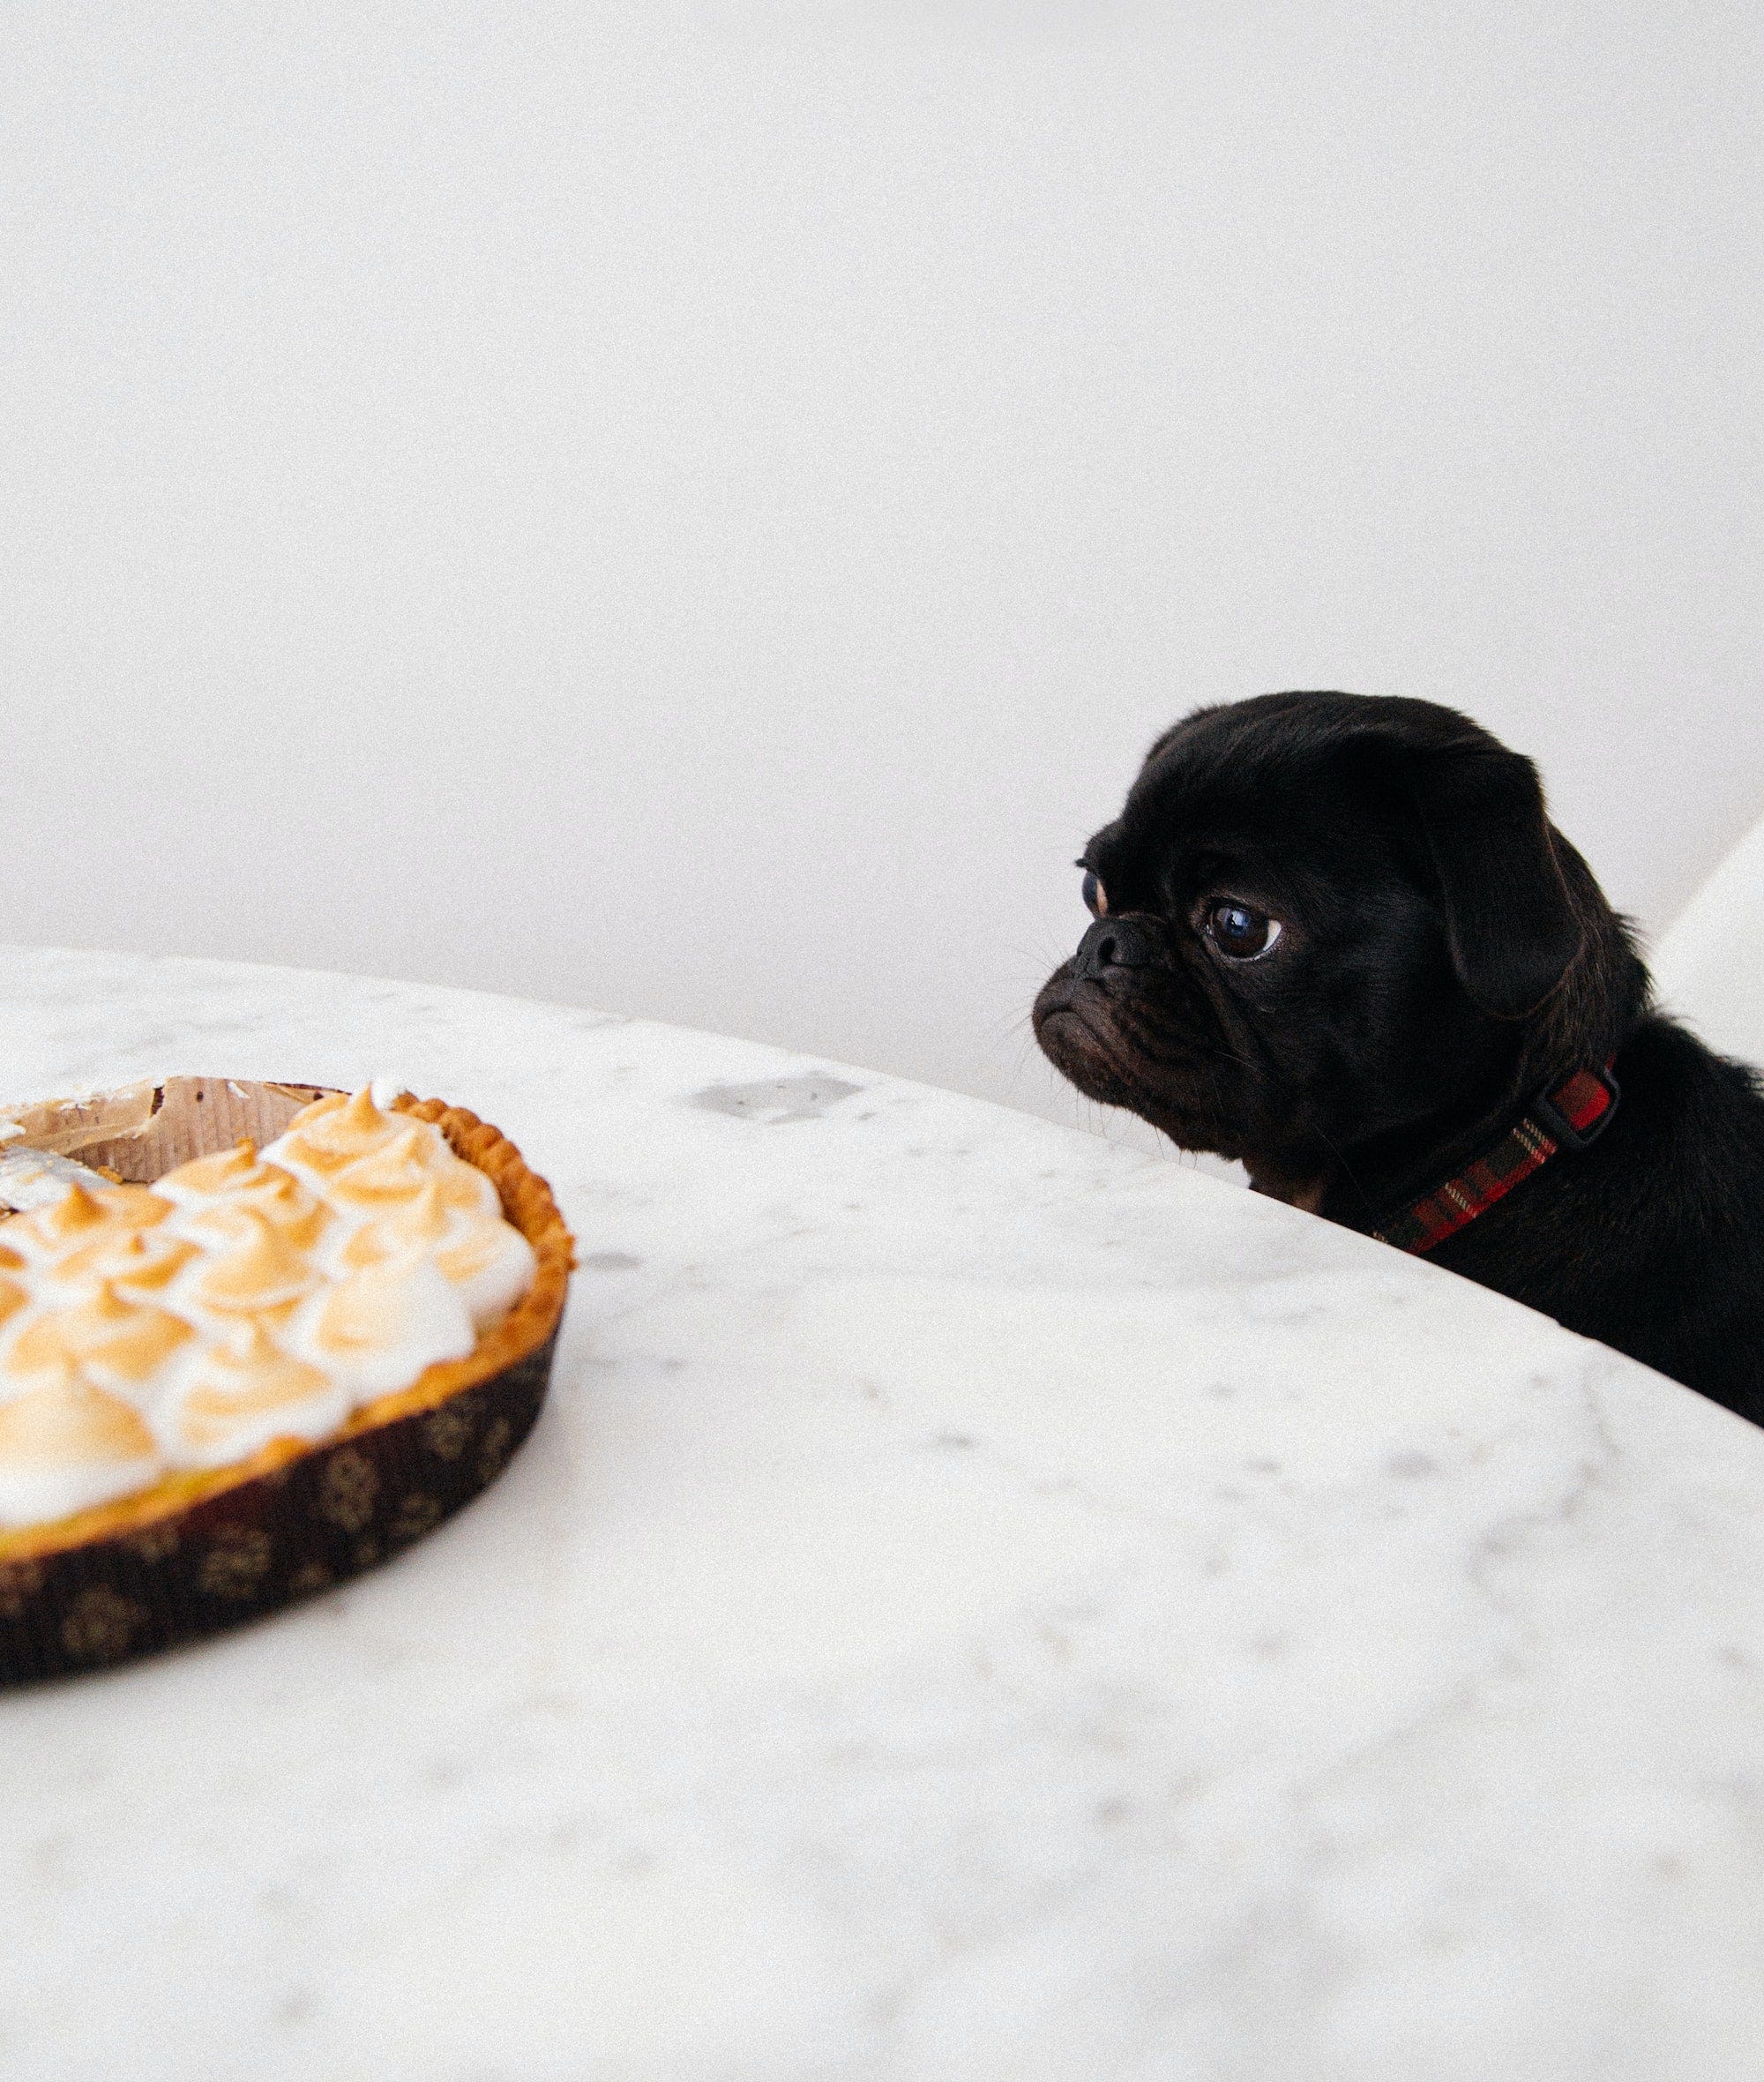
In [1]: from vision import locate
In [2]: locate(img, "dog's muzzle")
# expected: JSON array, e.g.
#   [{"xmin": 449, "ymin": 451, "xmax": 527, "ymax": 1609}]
[{"xmin": 1069, "ymin": 914, "xmax": 1162, "ymax": 984}]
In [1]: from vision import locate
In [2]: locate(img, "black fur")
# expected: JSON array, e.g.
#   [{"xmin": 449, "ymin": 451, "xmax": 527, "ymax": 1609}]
[{"xmin": 1033, "ymin": 691, "xmax": 1764, "ymax": 1423}]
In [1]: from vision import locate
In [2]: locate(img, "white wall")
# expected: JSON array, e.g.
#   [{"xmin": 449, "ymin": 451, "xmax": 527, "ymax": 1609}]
[{"xmin": 4, "ymin": 2, "xmax": 1760, "ymax": 1139}]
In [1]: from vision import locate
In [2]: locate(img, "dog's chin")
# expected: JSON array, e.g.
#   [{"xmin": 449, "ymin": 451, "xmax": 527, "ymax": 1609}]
[
  {"xmin": 1032, "ymin": 985, "xmax": 1245, "ymax": 1158},
  {"xmin": 1033, "ymin": 1003, "xmax": 1140, "ymax": 1111}
]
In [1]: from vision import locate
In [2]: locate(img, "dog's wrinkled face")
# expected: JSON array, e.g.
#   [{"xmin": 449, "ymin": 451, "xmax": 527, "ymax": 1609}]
[{"xmin": 1033, "ymin": 693, "xmax": 1587, "ymax": 1191}]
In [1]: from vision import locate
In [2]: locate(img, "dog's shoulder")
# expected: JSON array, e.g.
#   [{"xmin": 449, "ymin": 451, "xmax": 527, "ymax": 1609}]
[{"xmin": 1444, "ymin": 1010, "xmax": 1764, "ymax": 1420}]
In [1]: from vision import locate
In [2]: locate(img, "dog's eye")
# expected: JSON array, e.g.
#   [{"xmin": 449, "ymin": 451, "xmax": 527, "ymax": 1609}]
[
  {"xmin": 1080, "ymin": 870, "xmax": 1108, "ymax": 917},
  {"xmin": 1206, "ymin": 902, "xmax": 1283, "ymax": 962}
]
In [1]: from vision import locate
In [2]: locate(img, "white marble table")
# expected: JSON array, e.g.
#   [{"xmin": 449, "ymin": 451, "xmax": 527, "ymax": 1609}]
[{"xmin": 4, "ymin": 945, "xmax": 1764, "ymax": 2081}]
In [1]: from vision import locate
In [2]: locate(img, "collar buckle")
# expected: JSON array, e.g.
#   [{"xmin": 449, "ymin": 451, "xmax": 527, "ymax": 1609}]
[{"xmin": 1530, "ymin": 1064, "xmax": 1621, "ymax": 1153}]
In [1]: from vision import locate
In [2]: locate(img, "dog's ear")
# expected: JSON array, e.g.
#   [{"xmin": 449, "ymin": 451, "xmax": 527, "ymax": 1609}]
[
  {"xmin": 1409, "ymin": 741, "xmax": 1583, "ymax": 1019},
  {"xmin": 1315, "ymin": 697, "xmax": 1584, "ymax": 1020}
]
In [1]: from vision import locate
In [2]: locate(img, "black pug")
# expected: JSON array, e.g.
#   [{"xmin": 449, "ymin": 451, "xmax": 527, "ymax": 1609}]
[{"xmin": 1034, "ymin": 691, "xmax": 1764, "ymax": 1424}]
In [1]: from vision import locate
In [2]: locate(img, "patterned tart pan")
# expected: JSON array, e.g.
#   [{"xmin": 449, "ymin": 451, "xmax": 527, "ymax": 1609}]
[{"xmin": 0, "ymin": 1078, "xmax": 573, "ymax": 1685}]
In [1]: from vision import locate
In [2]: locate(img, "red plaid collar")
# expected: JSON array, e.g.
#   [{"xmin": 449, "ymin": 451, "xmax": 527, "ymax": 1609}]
[{"xmin": 1372, "ymin": 1060, "xmax": 1620, "ymax": 1254}]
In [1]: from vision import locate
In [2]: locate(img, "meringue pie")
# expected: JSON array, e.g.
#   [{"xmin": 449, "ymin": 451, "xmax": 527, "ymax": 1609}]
[{"xmin": 0, "ymin": 1089, "xmax": 545, "ymax": 1532}]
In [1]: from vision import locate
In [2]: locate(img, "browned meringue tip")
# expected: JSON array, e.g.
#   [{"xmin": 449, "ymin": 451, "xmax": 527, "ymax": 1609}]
[
  {"xmin": 270, "ymin": 1088, "xmax": 405, "ymax": 1178},
  {"xmin": 182, "ymin": 1212, "xmax": 318, "ymax": 1315},
  {"xmin": 0, "ymin": 1370, "xmax": 159, "ymax": 1467},
  {"xmin": 7, "ymin": 1284, "xmax": 197, "ymax": 1387},
  {"xmin": 50, "ymin": 1228, "xmax": 201, "ymax": 1293},
  {"xmin": 334, "ymin": 1180, "xmax": 453, "ymax": 1269},
  {"xmin": 177, "ymin": 1324, "xmax": 334, "ymax": 1447},
  {"xmin": 156, "ymin": 1141, "xmax": 266, "ymax": 1198},
  {"xmin": 32, "ymin": 1183, "xmax": 105, "ymax": 1242},
  {"xmin": 12, "ymin": 1184, "xmax": 171, "ymax": 1258}
]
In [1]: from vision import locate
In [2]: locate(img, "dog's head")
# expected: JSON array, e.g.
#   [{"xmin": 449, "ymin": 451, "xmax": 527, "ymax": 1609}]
[{"xmin": 1033, "ymin": 693, "xmax": 1643, "ymax": 1207}]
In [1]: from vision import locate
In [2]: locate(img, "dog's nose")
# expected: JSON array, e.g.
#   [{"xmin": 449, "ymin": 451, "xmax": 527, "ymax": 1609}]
[{"xmin": 1073, "ymin": 915, "xmax": 1159, "ymax": 980}]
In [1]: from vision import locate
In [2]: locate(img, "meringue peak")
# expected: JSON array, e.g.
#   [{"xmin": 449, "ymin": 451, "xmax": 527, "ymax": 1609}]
[
  {"xmin": 155, "ymin": 1141, "xmax": 270, "ymax": 1201},
  {"xmin": 8, "ymin": 1284, "xmax": 195, "ymax": 1387},
  {"xmin": 0, "ymin": 1370, "xmax": 158, "ymax": 1465},
  {"xmin": 183, "ymin": 1209, "xmax": 318, "ymax": 1314},
  {"xmin": 262, "ymin": 1087, "xmax": 407, "ymax": 1180}
]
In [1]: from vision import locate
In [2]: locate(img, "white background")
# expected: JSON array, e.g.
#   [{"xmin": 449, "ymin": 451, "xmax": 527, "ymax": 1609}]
[{"xmin": 4, "ymin": 2, "xmax": 1760, "ymax": 1140}]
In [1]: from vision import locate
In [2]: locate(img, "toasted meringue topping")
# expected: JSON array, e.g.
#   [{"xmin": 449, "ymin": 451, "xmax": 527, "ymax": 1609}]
[
  {"xmin": 0, "ymin": 1365, "xmax": 164, "ymax": 1527},
  {"xmin": 48, "ymin": 1227, "xmax": 203, "ymax": 1296},
  {"xmin": 334, "ymin": 1180, "xmax": 455, "ymax": 1269},
  {"xmin": 288, "ymin": 1254, "xmax": 475, "ymax": 1396},
  {"xmin": 7, "ymin": 1284, "xmax": 195, "ymax": 1389},
  {"xmin": 436, "ymin": 1216, "xmax": 540, "ymax": 1330},
  {"xmin": 102, "ymin": 1186, "xmax": 174, "ymax": 1227},
  {"xmin": 39, "ymin": 1183, "xmax": 110, "ymax": 1242},
  {"xmin": 154, "ymin": 1141, "xmax": 275, "ymax": 1202},
  {"xmin": 0, "ymin": 1087, "xmax": 535, "ymax": 1529},
  {"xmin": 318, "ymin": 1127, "xmax": 433, "ymax": 1208},
  {"xmin": 161, "ymin": 1142, "xmax": 328, "ymax": 1227},
  {"xmin": 321, "ymin": 1127, "xmax": 499, "ymax": 1221},
  {"xmin": 172, "ymin": 1322, "xmax": 348, "ymax": 1466},
  {"xmin": 8, "ymin": 1183, "xmax": 171, "ymax": 1262},
  {"xmin": 261, "ymin": 1087, "xmax": 407, "ymax": 1182},
  {"xmin": 177, "ymin": 1210, "xmax": 319, "ymax": 1315},
  {"xmin": 0, "ymin": 1364, "xmax": 157, "ymax": 1459},
  {"xmin": 170, "ymin": 1169, "xmax": 333, "ymax": 1254}
]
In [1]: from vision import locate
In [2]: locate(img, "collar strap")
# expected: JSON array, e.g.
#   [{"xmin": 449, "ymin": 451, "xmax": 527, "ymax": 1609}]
[{"xmin": 1372, "ymin": 1060, "xmax": 1620, "ymax": 1254}]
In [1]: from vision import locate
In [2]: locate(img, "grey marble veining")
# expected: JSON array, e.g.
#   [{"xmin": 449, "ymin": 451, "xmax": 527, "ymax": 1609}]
[{"xmin": 3, "ymin": 943, "xmax": 1763, "ymax": 2080}]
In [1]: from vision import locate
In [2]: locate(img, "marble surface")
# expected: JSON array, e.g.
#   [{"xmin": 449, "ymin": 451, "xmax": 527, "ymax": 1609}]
[{"xmin": 4, "ymin": 945, "xmax": 1764, "ymax": 2081}]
